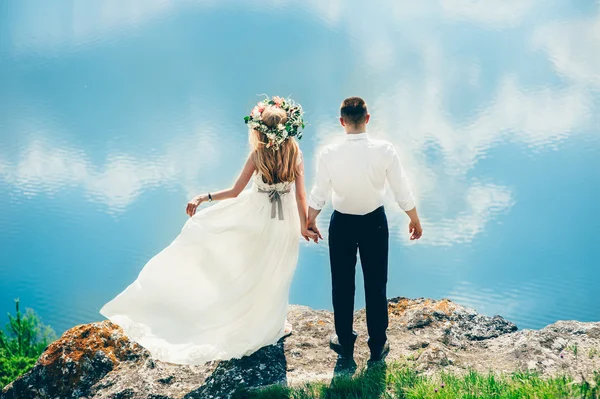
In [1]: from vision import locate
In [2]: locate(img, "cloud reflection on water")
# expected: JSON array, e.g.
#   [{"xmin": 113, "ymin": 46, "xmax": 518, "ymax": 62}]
[
  {"xmin": 533, "ymin": 13, "xmax": 600, "ymax": 89},
  {"xmin": 0, "ymin": 115, "xmax": 220, "ymax": 213},
  {"xmin": 1, "ymin": 0, "xmax": 597, "ymax": 247}
]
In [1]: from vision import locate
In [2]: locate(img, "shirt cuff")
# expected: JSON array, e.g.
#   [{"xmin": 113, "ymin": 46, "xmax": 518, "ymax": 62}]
[
  {"xmin": 308, "ymin": 195, "xmax": 325, "ymax": 210},
  {"xmin": 398, "ymin": 196, "xmax": 416, "ymax": 212}
]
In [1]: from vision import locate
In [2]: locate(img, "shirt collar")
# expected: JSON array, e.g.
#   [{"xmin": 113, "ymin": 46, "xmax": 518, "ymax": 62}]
[{"xmin": 346, "ymin": 132, "xmax": 369, "ymax": 141}]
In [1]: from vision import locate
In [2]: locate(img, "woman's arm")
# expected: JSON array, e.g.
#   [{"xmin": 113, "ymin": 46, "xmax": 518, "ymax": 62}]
[
  {"xmin": 186, "ymin": 155, "xmax": 255, "ymax": 217},
  {"xmin": 295, "ymin": 159, "xmax": 318, "ymax": 242}
]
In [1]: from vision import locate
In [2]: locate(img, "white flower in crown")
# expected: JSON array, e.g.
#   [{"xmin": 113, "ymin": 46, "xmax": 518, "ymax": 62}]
[{"xmin": 252, "ymin": 107, "xmax": 261, "ymax": 120}]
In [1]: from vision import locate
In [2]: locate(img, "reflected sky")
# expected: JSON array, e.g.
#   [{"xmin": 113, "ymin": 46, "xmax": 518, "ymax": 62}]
[{"xmin": 0, "ymin": 0, "xmax": 599, "ymax": 334}]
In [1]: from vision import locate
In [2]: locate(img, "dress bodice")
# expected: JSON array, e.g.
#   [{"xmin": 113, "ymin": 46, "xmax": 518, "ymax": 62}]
[{"xmin": 252, "ymin": 172, "xmax": 294, "ymax": 192}]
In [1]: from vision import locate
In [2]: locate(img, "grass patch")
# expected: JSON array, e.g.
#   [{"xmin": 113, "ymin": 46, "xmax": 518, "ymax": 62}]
[
  {"xmin": 240, "ymin": 363, "xmax": 600, "ymax": 399},
  {"xmin": 0, "ymin": 299, "xmax": 56, "ymax": 389}
]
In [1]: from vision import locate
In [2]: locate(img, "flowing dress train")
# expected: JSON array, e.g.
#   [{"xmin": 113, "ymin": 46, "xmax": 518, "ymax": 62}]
[{"xmin": 100, "ymin": 171, "xmax": 301, "ymax": 365}]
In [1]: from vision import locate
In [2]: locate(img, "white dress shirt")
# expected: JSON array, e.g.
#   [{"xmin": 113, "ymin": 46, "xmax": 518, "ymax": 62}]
[{"xmin": 308, "ymin": 132, "xmax": 416, "ymax": 215}]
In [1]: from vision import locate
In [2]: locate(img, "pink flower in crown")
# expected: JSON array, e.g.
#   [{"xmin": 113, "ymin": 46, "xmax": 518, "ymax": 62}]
[
  {"xmin": 257, "ymin": 103, "xmax": 266, "ymax": 113},
  {"xmin": 272, "ymin": 96, "xmax": 284, "ymax": 107}
]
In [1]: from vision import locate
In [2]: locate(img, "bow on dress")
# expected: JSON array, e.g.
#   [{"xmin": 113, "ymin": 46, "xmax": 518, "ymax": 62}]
[{"xmin": 258, "ymin": 188, "xmax": 291, "ymax": 220}]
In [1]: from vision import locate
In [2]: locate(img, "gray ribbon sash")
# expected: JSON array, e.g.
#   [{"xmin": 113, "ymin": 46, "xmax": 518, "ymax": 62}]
[{"xmin": 258, "ymin": 188, "xmax": 291, "ymax": 220}]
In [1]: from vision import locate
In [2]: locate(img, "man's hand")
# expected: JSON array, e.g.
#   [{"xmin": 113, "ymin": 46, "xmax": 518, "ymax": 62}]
[
  {"xmin": 186, "ymin": 195, "xmax": 204, "ymax": 217},
  {"xmin": 408, "ymin": 219, "xmax": 423, "ymax": 240}
]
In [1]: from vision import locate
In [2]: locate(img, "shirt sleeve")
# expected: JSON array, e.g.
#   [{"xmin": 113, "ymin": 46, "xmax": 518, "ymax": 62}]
[
  {"xmin": 386, "ymin": 144, "xmax": 416, "ymax": 212},
  {"xmin": 308, "ymin": 151, "xmax": 332, "ymax": 210}
]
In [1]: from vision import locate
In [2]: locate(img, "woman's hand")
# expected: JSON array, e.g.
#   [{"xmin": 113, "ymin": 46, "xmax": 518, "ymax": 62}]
[{"xmin": 186, "ymin": 195, "xmax": 205, "ymax": 217}]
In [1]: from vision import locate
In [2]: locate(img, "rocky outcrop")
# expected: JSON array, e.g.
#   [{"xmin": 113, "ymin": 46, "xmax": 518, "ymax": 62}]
[{"xmin": 2, "ymin": 297, "xmax": 599, "ymax": 399}]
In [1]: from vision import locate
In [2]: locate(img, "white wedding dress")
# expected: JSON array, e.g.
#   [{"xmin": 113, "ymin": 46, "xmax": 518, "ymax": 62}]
[{"xmin": 100, "ymin": 169, "xmax": 301, "ymax": 365}]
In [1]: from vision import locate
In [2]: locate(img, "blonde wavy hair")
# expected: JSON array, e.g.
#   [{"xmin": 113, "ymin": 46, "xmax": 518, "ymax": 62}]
[{"xmin": 249, "ymin": 106, "xmax": 301, "ymax": 184}]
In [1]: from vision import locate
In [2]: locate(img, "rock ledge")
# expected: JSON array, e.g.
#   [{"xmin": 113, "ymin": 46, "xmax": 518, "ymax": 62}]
[{"xmin": 2, "ymin": 297, "xmax": 599, "ymax": 399}]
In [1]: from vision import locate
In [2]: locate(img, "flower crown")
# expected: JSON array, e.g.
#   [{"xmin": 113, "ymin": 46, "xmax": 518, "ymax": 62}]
[{"xmin": 244, "ymin": 96, "xmax": 305, "ymax": 150}]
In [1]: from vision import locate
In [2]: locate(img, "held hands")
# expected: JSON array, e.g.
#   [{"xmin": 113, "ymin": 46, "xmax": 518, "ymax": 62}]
[
  {"xmin": 304, "ymin": 219, "xmax": 323, "ymax": 244},
  {"xmin": 186, "ymin": 195, "xmax": 205, "ymax": 217},
  {"xmin": 301, "ymin": 227, "xmax": 319, "ymax": 243}
]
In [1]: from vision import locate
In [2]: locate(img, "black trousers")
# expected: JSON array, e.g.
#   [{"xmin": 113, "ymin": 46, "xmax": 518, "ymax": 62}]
[{"xmin": 328, "ymin": 205, "xmax": 389, "ymax": 352}]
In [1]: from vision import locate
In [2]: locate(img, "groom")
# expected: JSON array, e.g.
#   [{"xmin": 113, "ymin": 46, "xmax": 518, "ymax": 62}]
[{"xmin": 307, "ymin": 96, "xmax": 423, "ymax": 364}]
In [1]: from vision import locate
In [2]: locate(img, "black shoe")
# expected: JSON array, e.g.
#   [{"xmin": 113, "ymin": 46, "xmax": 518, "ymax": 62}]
[
  {"xmin": 333, "ymin": 356, "xmax": 357, "ymax": 377},
  {"xmin": 368, "ymin": 341, "xmax": 390, "ymax": 364},
  {"xmin": 329, "ymin": 334, "xmax": 355, "ymax": 361}
]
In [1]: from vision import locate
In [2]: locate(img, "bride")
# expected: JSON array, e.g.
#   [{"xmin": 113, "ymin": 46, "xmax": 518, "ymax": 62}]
[{"xmin": 100, "ymin": 96, "xmax": 316, "ymax": 365}]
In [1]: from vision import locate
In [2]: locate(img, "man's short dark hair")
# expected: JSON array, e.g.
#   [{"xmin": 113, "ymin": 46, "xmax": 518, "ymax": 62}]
[{"xmin": 340, "ymin": 96, "xmax": 368, "ymax": 125}]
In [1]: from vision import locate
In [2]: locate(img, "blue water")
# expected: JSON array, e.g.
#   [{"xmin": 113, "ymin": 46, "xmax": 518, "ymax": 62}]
[{"xmin": 1, "ymin": 0, "xmax": 599, "ymax": 336}]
